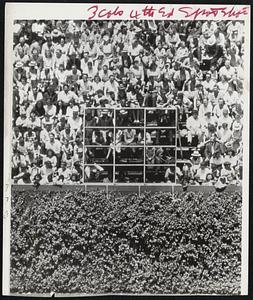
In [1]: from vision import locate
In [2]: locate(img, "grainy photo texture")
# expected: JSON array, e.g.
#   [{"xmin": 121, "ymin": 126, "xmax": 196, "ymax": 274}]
[{"xmin": 6, "ymin": 14, "xmax": 248, "ymax": 296}]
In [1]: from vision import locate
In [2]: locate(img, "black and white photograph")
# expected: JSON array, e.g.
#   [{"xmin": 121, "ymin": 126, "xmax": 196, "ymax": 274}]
[{"xmin": 3, "ymin": 2, "xmax": 250, "ymax": 296}]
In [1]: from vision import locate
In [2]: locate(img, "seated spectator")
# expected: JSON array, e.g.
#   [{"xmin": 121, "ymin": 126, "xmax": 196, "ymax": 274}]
[
  {"xmin": 56, "ymin": 161, "xmax": 72, "ymax": 184},
  {"xmin": 223, "ymin": 85, "xmax": 239, "ymax": 107},
  {"xmin": 146, "ymin": 147, "xmax": 156, "ymax": 164},
  {"xmin": 44, "ymin": 97, "xmax": 57, "ymax": 118},
  {"xmin": 164, "ymin": 167, "xmax": 175, "ymax": 183},
  {"xmin": 97, "ymin": 109, "xmax": 113, "ymax": 127},
  {"xmin": 213, "ymin": 98, "xmax": 229, "ymax": 119},
  {"xmin": 16, "ymin": 108, "xmax": 28, "ymax": 131},
  {"xmin": 204, "ymin": 133, "xmax": 223, "ymax": 159},
  {"xmin": 57, "ymin": 84, "xmax": 79, "ymax": 106},
  {"xmin": 202, "ymin": 71, "xmax": 216, "ymax": 93},
  {"xmin": 12, "ymin": 126, "xmax": 22, "ymax": 146},
  {"xmin": 195, "ymin": 161, "xmax": 211, "ymax": 184},
  {"xmin": 26, "ymin": 111, "xmax": 41, "ymax": 130},
  {"xmin": 40, "ymin": 120, "xmax": 54, "ymax": 144},
  {"xmin": 33, "ymin": 100, "xmax": 46, "ymax": 117},
  {"xmin": 45, "ymin": 133, "xmax": 62, "ymax": 162},
  {"xmin": 208, "ymin": 84, "xmax": 221, "ymax": 107},
  {"xmin": 198, "ymin": 98, "xmax": 213, "ymax": 121},
  {"xmin": 73, "ymin": 135, "xmax": 83, "ymax": 156},
  {"xmin": 186, "ymin": 109, "xmax": 202, "ymax": 145},
  {"xmin": 68, "ymin": 106, "xmax": 82, "ymax": 131},
  {"xmin": 55, "ymin": 64, "xmax": 68, "ymax": 87},
  {"xmin": 43, "ymin": 149, "xmax": 57, "ymax": 168},
  {"xmin": 92, "ymin": 129, "xmax": 107, "ymax": 145},
  {"xmin": 221, "ymin": 160, "xmax": 235, "ymax": 184},
  {"xmin": 210, "ymin": 149, "xmax": 224, "ymax": 172},
  {"xmin": 190, "ymin": 149, "xmax": 203, "ymax": 177},
  {"xmin": 124, "ymin": 128, "xmax": 136, "ymax": 144},
  {"xmin": 219, "ymin": 59, "xmax": 235, "ymax": 81},
  {"xmin": 53, "ymin": 49, "xmax": 67, "ymax": 70},
  {"xmin": 67, "ymin": 64, "xmax": 82, "ymax": 85},
  {"xmin": 40, "ymin": 160, "xmax": 56, "ymax": 185},
  {"xmin": 202, "ymin": 173, "xmax": 215, "ymax": 186},
  {"xmin": 217, "ymin": 122, "xmax": 232, "ymax": 151},
  {"xmin": 60, "ymin": 123, "xmax": 76, "ymax": 143},
  {"xmin": 11, "ymin": 20, "xmax": 245, "ymax": 186},
  {"xmin": 13, "ymin": 164, "xmax": 31, "ymax": 184},
  {"xmin": 13, "ymin": 61, "xmax": 27, "ymax": 84},
  {"xmin": 219, "ymin": 107, "xmax": 232, "ymax": 126}
]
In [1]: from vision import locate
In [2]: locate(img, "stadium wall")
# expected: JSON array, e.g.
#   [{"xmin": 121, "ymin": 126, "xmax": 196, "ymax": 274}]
[{"xmin": 12, "ymin": 184, "xmax": 242, "ymax": 195}]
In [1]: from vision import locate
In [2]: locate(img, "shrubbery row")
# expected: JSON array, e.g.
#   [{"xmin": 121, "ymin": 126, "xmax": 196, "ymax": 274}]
[{"xmin": 10, "ymin": 190, "xmax": 242, "ymax": 294}]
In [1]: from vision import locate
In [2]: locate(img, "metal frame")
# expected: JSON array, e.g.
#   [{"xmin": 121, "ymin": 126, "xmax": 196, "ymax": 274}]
[{"xmin": 82, "ymin": 107, "xmax": 177, "ymax": 185}]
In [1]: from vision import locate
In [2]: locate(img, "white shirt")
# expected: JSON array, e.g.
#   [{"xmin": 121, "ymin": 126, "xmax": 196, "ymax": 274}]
[
  {"xmin": 213, "ymin": 104, "xmax": 229, "ymax": 119},
  {"xmin": 44, "ymin": 105, "xmax": 56, "ymax": 118},
  {"xmin": 186, "ymin": 116, "xmax": 202, "ymax": 131},
  {"xmin": 223, "ymin": 91, "xmax": 239, "ymax": 106},
  {"xmin": 54, "ymin": 69, "xmax": 68, "ymax": 84},
  {"xmin": 202, "ymin": 79, "xmax": 216, "ymax": 92},
  {"xmin": 219, "ymin": 66, "xmax": 235, "ymax": 80},
  {"xmin": 45, "ymin": 139, "xmax": 62, "ymax": 154},
  {"xmin": 217, "ymin": 128, "xmax": 232, "ymax": 143},
  {"xmin": 196, "ymin": 167, "xmax": 211, "ymax": 181},
  {"xmin": 68, "ymin": 116, "xmax": 82, "ymax": 131},
  {"xmin": 198, "ymin": 103, "xmax": 213, "ymax": 120},
  {"xmin": 104, "ymin": 80, "xmax": 119, "ymax": 97},
  {"xmin": 128, "ymin": 44, "xmax": 143, "ymax": 57},
  {"xmin": 57, "ymin": 90, "xmax": 79, "ymax": 104}
]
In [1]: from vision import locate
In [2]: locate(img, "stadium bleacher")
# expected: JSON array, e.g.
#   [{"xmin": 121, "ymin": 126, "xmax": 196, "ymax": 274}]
[{"xmin": 11, "ymin": 20, "xmax": 244, "ymax": 188}]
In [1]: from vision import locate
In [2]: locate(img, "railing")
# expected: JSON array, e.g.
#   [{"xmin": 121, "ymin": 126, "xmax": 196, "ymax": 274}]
[{"xmin": 11, "ymin": 184, "xmax": 242, "ymax": 195}]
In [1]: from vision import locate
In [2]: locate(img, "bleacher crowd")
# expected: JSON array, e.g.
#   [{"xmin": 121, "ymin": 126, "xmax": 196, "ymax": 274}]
[{"xmin": 11, "ymin": 19, "xmax": 244, "ymax": 186}]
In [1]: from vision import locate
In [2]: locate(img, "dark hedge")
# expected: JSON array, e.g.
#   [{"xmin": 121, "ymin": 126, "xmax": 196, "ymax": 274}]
[{"xmin": 10, "ymin": 190, "xmax": 242, "ymax": 294}]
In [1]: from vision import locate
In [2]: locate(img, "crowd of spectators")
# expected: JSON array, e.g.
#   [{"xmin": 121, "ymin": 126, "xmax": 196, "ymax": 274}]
[{"xmin": 12, "ymin": 19, "xmax": 244, "ymax": 185}]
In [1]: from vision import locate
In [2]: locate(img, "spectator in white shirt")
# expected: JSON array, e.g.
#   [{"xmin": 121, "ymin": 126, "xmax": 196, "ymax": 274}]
[
  {"xmin": 227, "ymin": 21, "xmax": 243, "ymax": 44},
  {"xmin": 68, "ymin": 106, "xmax": 82, "ymax": 131},
  {"xmin": 219, "ymin": 59, "xmax": 235, "ymax": 81},
  {"xmin": 104, "ymin": 75, "xmax": 119, "ymax": 99},
  {"xmin": 217, "ymin": 122, "xmax": 232, "ymax": 150},
  {"xmin": 81, "ymin": 60, "xmax": 97, "ymax": 81},
  {"xmin": 54, "ymin": 64, "xmax": 68, "ymax": 87},
  {"xmin": 44, "ymin": 98, "xmax": 57, "ymax": 118},
  {"xmin": 45, "ymin": 132, "xmax": 62, "ymax": 165},
  {"xmin": 223, "ymin": 86, "xmax": 239, "ymax": 107},
  {"xmin": 202, "ymin": 72, "xmax": 216, "ymax": 93},
  {"xmin": 99, "ymin": 65, "xmax": 112, "ymax": 83},
  {"xmin": 217, "ymin": 75, "xmax": 229, "ymax": 94},
  {"xmin": 52, "ymin": 49, "xmax": 67, "ymax": 70},
  {"xmin": 57, "ymin": 84, "xmax": 79, "ymax": 106},
  {"xmin": 198, "ymin": 98, "xmax": 213, "ymax": 121},
  {"xmin": 26, "ymin": 111, "xmax": 41, "ymax": 130},
  {"xmin": 128, "ymin": 39, "xmax": 143, "ymax": 61},
  {"xmin": 195, "ymin": 161, "xmax": 211, "ymax": 183},
  {"xmin": 213, "ymin": 98, "xmax": 229, "ymax": 119},
  {"xmin": 91, "ymin": 75, "xmax": 104, "ymax": 94},
  {"xmin": 186, "ymin": 109, "xmax": 202, "ymax": 144},
  {"xmin": 218, "ymin": 108, "xmax": 233, "ymax": 129},
  {"xmin": 40, "ymin": 122, "xmax": 54, "ymax": 144}
]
